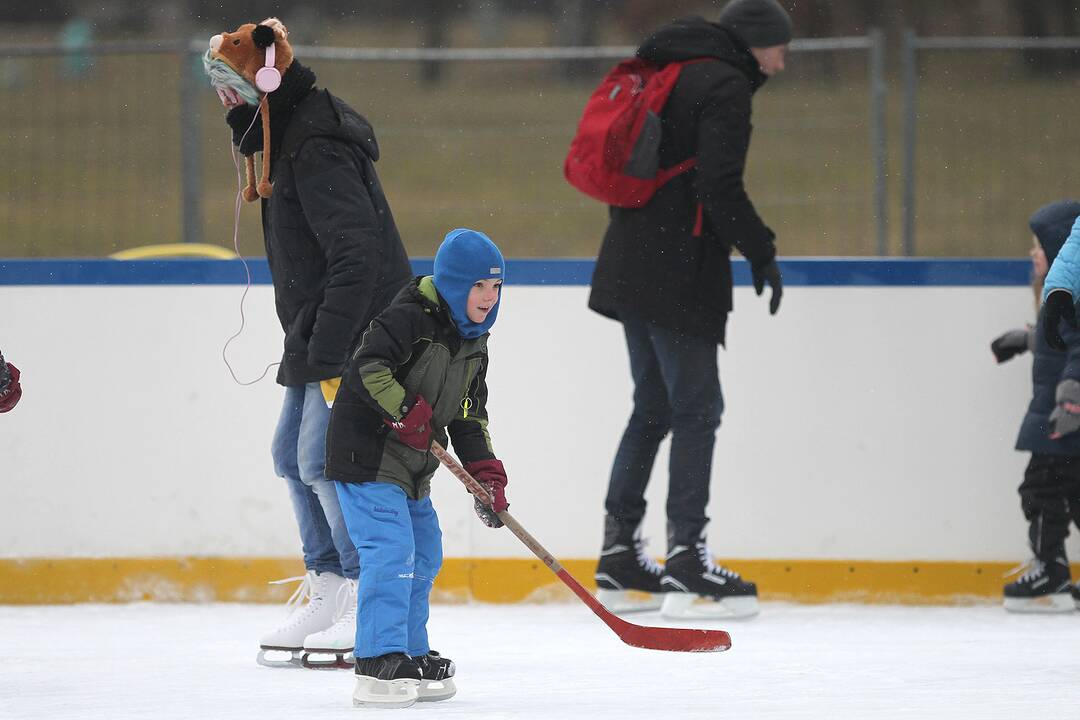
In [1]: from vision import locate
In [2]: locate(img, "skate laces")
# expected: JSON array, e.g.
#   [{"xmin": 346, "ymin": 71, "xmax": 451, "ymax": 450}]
[
  {"xmin": 1004, "ymin": 557, "xmax": 1046, "ymax": 583},
  {"xmin": 330, "ymin": 579, "xmax": 359, "ymax": 624},
  {"xmin": 695, "ymin": 543, "xmax": 741, "ymax": 579},
  {"xmin": 267, "ymin": 572, "xmax": 324, "ymax": 616},
  {"xmin": 634, "ymin": 537, "xmax": 664, "ymax": 577}
]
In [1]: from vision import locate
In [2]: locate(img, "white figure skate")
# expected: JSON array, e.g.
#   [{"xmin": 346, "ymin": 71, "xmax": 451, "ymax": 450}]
[
  {"xmin": 302, "ymin": 577, "xmax": 358, "ymax": 669},
  {"xmin": 257, "ymin": 570, "xmax": 346, "ymax": 668}
]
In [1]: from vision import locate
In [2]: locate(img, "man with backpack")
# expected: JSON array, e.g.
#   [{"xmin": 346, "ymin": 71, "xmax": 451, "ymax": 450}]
[{"xmin": 583, "ymin": 0, "xmax": 790, "ymax": 619}]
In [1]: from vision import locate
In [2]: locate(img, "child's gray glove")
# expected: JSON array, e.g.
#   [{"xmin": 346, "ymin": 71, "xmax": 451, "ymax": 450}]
[
  {"xmin": 991, "ymin": 326, "xmax": 1034, "ymax": 363},
  {"xmin": 1049, "ymin": 379, "xmax": 1080, "ymax": 439}
]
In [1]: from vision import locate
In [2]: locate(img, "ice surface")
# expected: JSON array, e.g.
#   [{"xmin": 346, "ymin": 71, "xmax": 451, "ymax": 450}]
[{"xmin": 1, "ymin": 601, "xmax": 1077, "ymax": 719}]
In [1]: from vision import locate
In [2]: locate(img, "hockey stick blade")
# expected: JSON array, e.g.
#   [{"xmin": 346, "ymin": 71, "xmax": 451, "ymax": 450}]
[{"xmin": 430, "ymin": 442, "xmax": 732, "ymax": 653}]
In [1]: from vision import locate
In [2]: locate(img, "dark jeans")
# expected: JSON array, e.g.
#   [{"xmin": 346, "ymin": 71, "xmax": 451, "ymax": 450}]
[
  {"xmin": 604, "ymin": 315, "xmax": 723, "ymax": 546},
  {"xmin": 1020, "ymin": 454, "xmax": 1080, "ymax": 559}
]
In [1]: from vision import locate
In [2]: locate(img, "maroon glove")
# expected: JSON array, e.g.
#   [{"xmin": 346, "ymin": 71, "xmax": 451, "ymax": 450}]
[
  {"xmin": 464, "ymin": 459, "xmax": 509, "ymax": 528},
  {"xmin": 0, "ymin": 363, "xmax": 21, "ymax": 414},
  {"xmin": 384, "ymin": 396, "xmax": 433, "ymax": 451}
]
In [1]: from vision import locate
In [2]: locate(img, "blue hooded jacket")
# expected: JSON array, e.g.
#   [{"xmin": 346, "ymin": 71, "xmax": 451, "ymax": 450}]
[{"xmin": 1042, "ymin": 211, "xmax": 1080, "ymax": 300}]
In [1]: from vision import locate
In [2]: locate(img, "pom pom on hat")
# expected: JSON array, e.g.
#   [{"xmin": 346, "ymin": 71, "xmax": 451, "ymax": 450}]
[{"xmin": 252, "ymin": 24, "xmax": 276, "ymax": 49}]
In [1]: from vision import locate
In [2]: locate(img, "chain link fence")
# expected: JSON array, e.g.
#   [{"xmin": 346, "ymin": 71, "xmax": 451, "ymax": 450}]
[
  {"xmin": 901, "ymin": 35, "xmax": 1080, "ymax": 257},
  {"xmin": 2, "ymin": 36, "xmax": 886, "ymax": 258}
]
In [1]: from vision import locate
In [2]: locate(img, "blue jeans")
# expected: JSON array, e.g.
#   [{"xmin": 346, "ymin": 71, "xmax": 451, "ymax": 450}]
[
  {"xmin": 272, "ymin": 383, "xmax": 359, "ymax": 580},
  {"xmin": 336, "ymin": 482, "xmax": 443, "ymax": 659},
  {"xmin": 604, "ymin": 316, "xmax": 724, "ymax": 544}
]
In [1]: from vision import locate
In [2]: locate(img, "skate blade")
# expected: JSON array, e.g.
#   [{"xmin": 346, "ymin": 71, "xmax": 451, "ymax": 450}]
[
  {"xmin": 596, "ymin": 588, "xmax": 664, "ymax": 614},
  {"xmin": 256, "ymin": 648, "xmax": 303, "ymax": 669},
  {"xmin": 661, "ymin": 591, "xmax": 759, "ymax": 620},
  {"xmin": 1003, "ymin": 593, "xmax": 1075, "ymax": 613},
  {"xmin": 301, "ymin": 650, "xmax": 355, "ymax": 670},
  {"xmin": 418, "ymin": 677, "xmax": 457, "ymax": 702},
  {"xmin": 352, "ymin": 676, "xmax": 420, "ymax": 708}
]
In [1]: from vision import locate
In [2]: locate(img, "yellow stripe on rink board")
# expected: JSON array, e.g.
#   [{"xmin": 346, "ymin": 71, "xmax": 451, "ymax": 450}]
[{"xmin": 0, "ymin": 557, "xmax": 1073, "ymax": 605}]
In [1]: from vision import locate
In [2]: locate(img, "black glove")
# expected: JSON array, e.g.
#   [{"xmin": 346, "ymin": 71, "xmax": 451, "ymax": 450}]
[
  {"xmin": 1043, "ymin": 290, "xmax": 1076, "ymax": 352},
  {"xmin": 991, "ymin": 327, "xmax": 1033, "ymax": 363},
  {"xmin": 226, "ymin": 104, "xmax": 262, "ymax": 155},
  {"xmin": 751, "ymin": 259, "xmax": 783, "ymax": 315}
]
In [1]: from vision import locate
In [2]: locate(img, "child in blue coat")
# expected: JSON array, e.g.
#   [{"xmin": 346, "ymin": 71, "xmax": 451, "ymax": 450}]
[
  {"xmin": 994, "ymin": 201, "xmax": 1080, "ymax": 612},
  {"xmin": 325, "ymin": 228, "xmax": 509, "ymax": 707}
]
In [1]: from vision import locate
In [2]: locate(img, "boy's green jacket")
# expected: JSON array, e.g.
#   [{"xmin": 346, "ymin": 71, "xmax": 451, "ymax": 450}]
[{"xmin": 325, "ymin": 276, "xmax": 495, "ymax": 498}]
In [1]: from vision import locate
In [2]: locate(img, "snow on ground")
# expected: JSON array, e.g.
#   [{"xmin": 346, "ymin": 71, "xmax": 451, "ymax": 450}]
[{"xmin": 1, "ymin": 601, "xmax": 1078, "ymax": 720}]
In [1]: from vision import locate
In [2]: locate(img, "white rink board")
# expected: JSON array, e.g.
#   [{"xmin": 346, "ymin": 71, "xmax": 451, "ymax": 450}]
[{"xmin": 0, "ymin": 282, "xmax": 1062, "ymax": 562}]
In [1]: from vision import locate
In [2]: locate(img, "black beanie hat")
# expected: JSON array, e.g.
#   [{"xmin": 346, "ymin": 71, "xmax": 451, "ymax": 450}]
[
  {"xmin": 718, "ymin": 0, "xmax": 793, "ymax": 48},
  {"xmin": 1029, "ymin": 200, "xmax": 1080, "ymax": 266}
]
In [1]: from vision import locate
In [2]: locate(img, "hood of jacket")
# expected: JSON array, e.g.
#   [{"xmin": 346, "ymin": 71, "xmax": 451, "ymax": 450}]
[
  {"xmin": 280, "ymin": 89, "xmax": 381, "ymax": 162},
  {"xmin": 637, "ymin": 16, "xmax": 766, "ymax": 91}
]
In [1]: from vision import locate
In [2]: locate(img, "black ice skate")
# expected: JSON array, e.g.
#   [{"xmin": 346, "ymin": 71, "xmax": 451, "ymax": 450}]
[
  {"xmin": 1003, "ymin": 555, "xmax": 1073, "ymax": 613},
  {"xmin": 1072, "ymin": 583, "xmax": 1080, "ymax": 611},
  {"xmin": 595, "ymin": 516, "xmax": 666, "ymax": 613},
  {"xmin": 413, "ymin": 650, "xmax": 457, "ymax": 702},
  {"xmin": 660, "ymin": 541, "xmax": 759, "ymax": 619},
  {"xmin": 353, "ymin": 653, "xmax": 422, "ymax": 708}
]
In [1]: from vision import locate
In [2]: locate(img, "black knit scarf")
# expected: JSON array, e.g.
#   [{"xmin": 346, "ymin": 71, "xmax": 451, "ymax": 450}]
[{"xmin": 225, "ymin": 59, "xmax": 317, "ymax": 159}]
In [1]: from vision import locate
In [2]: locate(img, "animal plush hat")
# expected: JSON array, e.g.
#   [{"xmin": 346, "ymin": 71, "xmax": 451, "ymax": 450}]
[{"xmin": 204, "ymin": 18, "xmax": 293, "ymax": 201}]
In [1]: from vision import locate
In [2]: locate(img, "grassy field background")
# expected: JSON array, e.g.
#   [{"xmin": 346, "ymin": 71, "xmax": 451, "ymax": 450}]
[{"xmin": 1, "ymin": 30, "xmax": 1077, "ymax": 260}]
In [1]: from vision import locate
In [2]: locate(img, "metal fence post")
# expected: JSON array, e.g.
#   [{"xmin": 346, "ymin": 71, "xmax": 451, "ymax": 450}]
[
  {"xmin": 180, "ymin": 46, "xmax": 203, "ymax": 244},
  {"xmin": 869, "ymin": 28, "xmax": 887, "ymax": 256},
  {"xmin": 901, "ymin": 30, "xmax": 917, "ymax": 257}
]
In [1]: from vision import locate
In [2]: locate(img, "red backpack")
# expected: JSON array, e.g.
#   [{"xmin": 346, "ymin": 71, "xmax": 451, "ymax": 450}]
[{"xmin": 563, "ymin": 57, "xmax": 705, "ymax": 208}]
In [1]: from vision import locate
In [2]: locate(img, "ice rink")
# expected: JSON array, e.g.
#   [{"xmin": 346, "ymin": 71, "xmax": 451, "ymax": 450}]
[{"xmin": 2, "ymin": 601, "xmax": 1078, "ymax": 719}]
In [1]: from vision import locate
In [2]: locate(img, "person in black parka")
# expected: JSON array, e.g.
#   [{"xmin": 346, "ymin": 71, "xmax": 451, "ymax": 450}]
[
  {"xmin": 589, "ymin": 0, "xmax": 790, "ymax": 619},
  {"xmin": 205, "ymin": 18, "xmax": 413, "ymax": 665},
  {"xmin": 992, "ymin": 201, "xmax": 1080, "ymax": 613}
]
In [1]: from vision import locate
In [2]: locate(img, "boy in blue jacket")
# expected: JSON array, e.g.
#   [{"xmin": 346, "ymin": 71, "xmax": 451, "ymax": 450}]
[
  {"xmin": 325, "ymin": 228, "xmax": 509, "ymax": 707},
  {"xmin": 994, "ymin": 201, "xmax": 1080, "ymax": 612}
]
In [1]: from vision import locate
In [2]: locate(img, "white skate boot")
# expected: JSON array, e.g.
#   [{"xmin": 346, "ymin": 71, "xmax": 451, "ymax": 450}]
[
  {"xmin": 302, "ymin": 577, "xmax": 358, "ymax": 669},
  {"xmin": 257, "ymin": 570, "xmax": 346, "ymax": 668}
]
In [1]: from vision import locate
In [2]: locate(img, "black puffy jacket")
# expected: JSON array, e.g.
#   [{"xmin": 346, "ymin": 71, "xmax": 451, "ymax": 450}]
[
  {"xmin": 588, "ymin": 17, "xmax": 777, "ymax": 344},
  {"xmin": 262, "ymin": 89, "xmax": 412, "ymax": 386},
  {"xmin": 326, "ymin": 277, "xmax": 495, "ymax": 497},
  {"xmin": 1016, "ymin": 313, "xmax": 1080, "ymax": 456}
]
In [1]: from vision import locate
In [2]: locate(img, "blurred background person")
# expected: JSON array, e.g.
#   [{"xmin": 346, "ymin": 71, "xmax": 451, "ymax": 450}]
[
  {"xmin": 995, "ymin": 201, "xmax": 1080, "ymax": 612},
  {"xmin": 0, "ymin": 349, "xmax": 21, "ymax": 413},
  {"xmin": 588, "ymin": 0, "xmax": 789, "ymax": 620}
]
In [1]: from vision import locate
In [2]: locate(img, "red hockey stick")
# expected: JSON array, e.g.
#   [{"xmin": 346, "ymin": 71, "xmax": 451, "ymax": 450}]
[{"xmin": 430, "ymin": 442, "xmax": 731, "ymax": 653}]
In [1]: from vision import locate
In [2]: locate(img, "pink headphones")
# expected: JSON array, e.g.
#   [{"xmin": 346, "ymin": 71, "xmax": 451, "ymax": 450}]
[{"xmin": 255, "ymin": 40, "xmax": 281, "ymax": 93}]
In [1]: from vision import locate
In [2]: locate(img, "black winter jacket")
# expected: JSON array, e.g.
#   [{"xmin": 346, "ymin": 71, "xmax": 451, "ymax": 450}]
[
  {"xmin": 588, "ymin": 17, "xmax": 777, "ymax": 344},
  {"xmin": 1016, "ymin": 313, "xmax": 1080, "ymax": 456},
  {"xmin": 262, "ymin": 89, "xmax": 412, "ymax": 385},
  {"xmin": 325, "ymin": 277, "xmax": 495, "ymax": 498}
]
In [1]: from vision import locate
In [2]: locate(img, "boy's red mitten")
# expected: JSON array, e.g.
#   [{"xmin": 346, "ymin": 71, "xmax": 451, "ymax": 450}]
[
  {"xmin": 0, "ymin": 363, "xmax": 21, "ymax": 414},
  {"xmin": 465, "ymin": 459, "xmax": 509, "ymax": 528},
  {"xmin": 384, "ymin": 396, "xmax": 433, "ymax": 450}
]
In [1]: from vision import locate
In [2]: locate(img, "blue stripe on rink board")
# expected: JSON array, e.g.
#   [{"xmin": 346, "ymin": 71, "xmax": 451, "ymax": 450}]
[{"xmin": 0, "ymin": 258, "xmax": 1032, "ymax": 286}]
